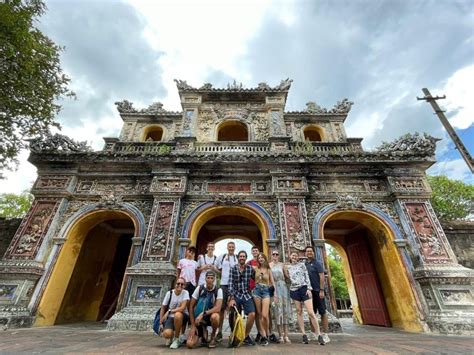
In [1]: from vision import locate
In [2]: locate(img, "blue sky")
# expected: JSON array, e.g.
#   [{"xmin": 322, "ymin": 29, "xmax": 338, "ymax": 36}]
[{"xmin": 1, "ymin": 0, "xmax": 472, "ymax": 192}]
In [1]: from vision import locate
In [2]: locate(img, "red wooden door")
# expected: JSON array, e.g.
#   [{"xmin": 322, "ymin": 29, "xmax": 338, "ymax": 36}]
[{"xmin": 346, "ymin": 232, "xmax": 391, "ymax": 327}]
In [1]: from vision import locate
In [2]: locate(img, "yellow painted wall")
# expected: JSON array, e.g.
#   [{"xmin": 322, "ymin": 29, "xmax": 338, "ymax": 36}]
[
  {"xmin": 323, "ymin": 211, "xmax": 423, "ymax": 332},
  {"xmin": 34, "ymin": 210, "xmax": 134, "ymax": 327}
]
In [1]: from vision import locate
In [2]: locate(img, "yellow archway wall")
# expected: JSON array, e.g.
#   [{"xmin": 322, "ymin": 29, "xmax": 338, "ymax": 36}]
[
  {"xmin": 141, "ymin": 124, "xmax": 164, "ymax": 142},
  {"xmin": 189, "ymin": 206, "xmax": 269, "ymax": 256},
  {"xmin": 34, "ymin": 210, "xmax": 136, "ymax": 327},
  {"xmin": 303, "ymin": 124, "xmax": 325, "ymax": 141},
  {"xmin": 324, "ymin": 239, "xmax": 363, "ymax": 324},
  {"xmin": 322, "ymin": 210, "xmax": 423, "ymax": 332}
]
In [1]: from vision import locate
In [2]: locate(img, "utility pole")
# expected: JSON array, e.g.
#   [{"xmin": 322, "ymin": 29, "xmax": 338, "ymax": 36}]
[{"xmin": 417, "ymin": 88, "xmax": 473, "ymax": 173}]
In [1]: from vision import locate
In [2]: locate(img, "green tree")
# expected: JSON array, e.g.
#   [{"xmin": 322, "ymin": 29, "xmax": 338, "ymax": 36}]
[
  {"xmin": 328, "ymin": 248, "xmax": 349, "ymax": 299},
  {"xmin": 0, "ymin": 0, "xmax": 73, "ymax": 172},
  {"xmin": 427, "ymin": 175, "xmax": 474, "ymax": 221},
  {"xmin": 0, "ymin": 191, "xmax": 33, "ymax": 218}
]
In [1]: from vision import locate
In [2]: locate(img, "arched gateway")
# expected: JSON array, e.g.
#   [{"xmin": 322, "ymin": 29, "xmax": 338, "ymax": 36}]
[
  {"xmin": 0, "ymin": 79, "xmax": 472, "ymax": 334},
  {"xmin": 181, "ymin": 202, "xmax": 276, "ymax": 257}
]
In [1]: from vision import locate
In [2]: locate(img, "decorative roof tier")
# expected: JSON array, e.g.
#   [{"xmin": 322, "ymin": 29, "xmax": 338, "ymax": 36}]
[
  {"xmin": 174, "ymin": 78, "xmax": 293, "ymax": 93},
  {"xmin": 114, "ymin": 100, "xmax": 181, "ymax": 116},
  {"xmin": 286, "ymin": 99, "xmax": 354, "ymax": 116}
]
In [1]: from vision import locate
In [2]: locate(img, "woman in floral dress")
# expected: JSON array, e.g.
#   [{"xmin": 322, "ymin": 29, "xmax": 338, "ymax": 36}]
[{"xmin": 269, "ymin": 250, "xmax": 292, "ymax": 343}]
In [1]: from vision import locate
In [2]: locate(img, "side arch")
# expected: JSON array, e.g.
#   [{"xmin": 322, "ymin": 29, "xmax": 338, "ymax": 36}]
[
  {"xmin": 32, "ymin": 202, "xmax": 146, "ymax": 326},
  {"xmin": 312, "ymin": 203, "xmax": 423, "ymax": 332}
]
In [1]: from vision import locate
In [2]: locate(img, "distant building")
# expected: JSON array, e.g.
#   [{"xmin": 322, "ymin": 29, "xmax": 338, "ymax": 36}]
[{"xmin": 1, "ymin": 79, "xmax": 472, "ymax": 334}]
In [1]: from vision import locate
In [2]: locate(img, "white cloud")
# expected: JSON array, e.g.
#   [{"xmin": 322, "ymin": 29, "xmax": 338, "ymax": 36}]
[
  {"xmin": 440, "ymin": 64, "xmax": 474, "ymax": 129},
  {"xmin": 428, "ymin": 158, "xmax": 473, "ymax": 184}
]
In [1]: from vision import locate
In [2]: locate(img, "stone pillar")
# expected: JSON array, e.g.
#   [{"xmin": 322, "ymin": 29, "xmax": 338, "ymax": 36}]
[
  {"xmin": 0, "ymin": 174, "xmax": 74, "ymax": 329},
  {"xmin": 107, "ymin": 171, "xmax": 187, "ymax": 331},
  {"xmin": 390, "ymin": 175, "xmax": 474, "ymax": 334}
]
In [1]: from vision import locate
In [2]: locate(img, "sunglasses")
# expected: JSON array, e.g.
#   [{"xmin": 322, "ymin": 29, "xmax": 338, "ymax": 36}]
[
  {"xmin": 272, "ymin": 253, "xmax": 279, "ymax": 255},
  {"xmin": 176, "ymin": 282, "xmax": 185, "ymax": 286}
]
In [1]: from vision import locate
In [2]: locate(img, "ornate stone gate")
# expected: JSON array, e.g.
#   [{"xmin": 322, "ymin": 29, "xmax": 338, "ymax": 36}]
[{"xmin": 0, "ymin": 79, "xmax": 472, "ymax": 334}]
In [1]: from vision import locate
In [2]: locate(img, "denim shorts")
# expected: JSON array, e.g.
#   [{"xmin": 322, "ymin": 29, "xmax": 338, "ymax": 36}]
[
  {"xmin": 235, "ymin": 296, "xmax": 256, "ymax": 315},
  {"xmin": 163, "ymin": 312, "xmax": 189, "ymax": 330},
  {"xmin": 252, "ymin": 284, "xmax": 271, "ymax": 299},
  {"xmin": 290, "ymin": 285, "xmax": 310, "ymax": 302}
]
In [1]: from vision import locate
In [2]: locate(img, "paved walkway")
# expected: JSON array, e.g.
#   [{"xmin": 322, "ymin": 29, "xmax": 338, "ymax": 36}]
[{"xmin": 0, "ymin": 320, "xmax": 472, "ymax": 354}]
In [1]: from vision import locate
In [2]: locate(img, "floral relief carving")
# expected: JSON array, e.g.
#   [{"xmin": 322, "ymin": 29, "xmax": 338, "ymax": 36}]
[
  {"xmin": 33, "ymin": 176, "xmax": 71, "ymax": 190},
  {"xmin": 281, "ymin": 202, "xmax": 309, "ymax": 253},
  {"xmin": 6, "ymin": 200, "xmax": 59, "ymax": 258},
  {"xmin": 143, "ymin": 201, "xmax": 176, "ymax": 260},
  {"xmin": 76, "ymin": 179, "xmax": 150, "ymax": 194},
  {"xmin": 439, "ymin": 290, "xmax": 473, "ymax": 305},
  {"xmin": 405, "ymin": 203, "xmax": 450, "ymax": 263}
]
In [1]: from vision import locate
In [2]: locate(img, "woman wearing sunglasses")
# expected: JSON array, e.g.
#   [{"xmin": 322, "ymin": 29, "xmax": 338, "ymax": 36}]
[
  {"xmin": 269, "ymin": 250, "xmax": 292, "ymax": 343},
  {"xmin": 160, "ymin": 277, "xmax": 190, "ymax": 349}
]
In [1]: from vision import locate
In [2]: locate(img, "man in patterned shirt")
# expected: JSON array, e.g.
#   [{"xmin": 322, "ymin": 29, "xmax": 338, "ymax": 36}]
[{"xmin": 228, "ymin": 250, "xmax": 256, "ymax": 346}]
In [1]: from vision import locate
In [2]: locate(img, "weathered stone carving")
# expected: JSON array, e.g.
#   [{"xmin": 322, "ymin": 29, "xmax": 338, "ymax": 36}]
[
  {"xmin": 115, "ymin": 100, "xmax": 136, "ymax": 113},
  {"xmin": 257, "ymin": 82, "xmax": 271, "ymax": 90},
  {"xmin": 97, "ymin": 192, "xmax": 124, "ymax": 208},
  {"xmin": 0, "ymin": 285, "xmax": 17, "ymax": 299},
  {"xmin": 281, "ymin": 202, "xmax": 309, "ymax": 253},
  {"xmin": 227, "ymin": 80, "xmax": 244, "ymax": 90},
  {"xmin": 174, "ymin": 79, "xmax": 194, "ymax": 90},
  {"xmin": 405, "ymin": 203, "xmax": 450, "ymax": 263},
  {"xmin": 76, "ymin": 179, "xmax": 150, "ymax": 194},
  {"xmin": 439, "ymin": 290, "xmax": 473, "ymax": 305},
  {"xmin": 150, "ymin": 177, "xmax": 185, "ymax": 193},
  {"xmin": 135, "ymin": 286, "xmax": 161, "ymax": 301},
  {"xmin": 141, "ymin": 102, "xmax": 165, "ymax": 114},
  {"xmin": 214, "ymin": 195, "xmax": 242, "ymax": 206},
  {"xmin": 143, "ymin": 201, "xmax": 176, "ymax": 260},
  {"xmin": 304, "ymin": 99, "xmax": 353, "ymax": 115},
  {"xmin": 389, "ymin": 177, "xmax": 427, "ymax": 192},
  {"xmin": 33, "ymin": 176, "xmax": 71, "ymax": 190},
  {"xmin": 335, "ymin": 194, "xmax": 364, "ymax": 209},
  {"xmin": 30, "ymin": 133, "xmax": 91, "ymax": 153},
  {"xmin": 275, "ymin": 78, "xmax": 293, "ymax": 90},
  {"xmin": 208, "ymin": 183, "xmax": 251, "ymax": 193},
  {"xmin": 376, "ymin": 133, "xmax": 438, "ymax": 156},
  {"xmin": 6, "ymin": 200, "xmax": 59, "ymax": 258},
  {"xmin": 199, "ymin": 83, "xmax": 213, "ymax": 90}
]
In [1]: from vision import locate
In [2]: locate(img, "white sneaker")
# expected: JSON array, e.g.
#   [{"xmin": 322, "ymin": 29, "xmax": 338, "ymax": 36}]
[
  {"xmin": 310, "ymin": 332, "xmax": 318, "ymax": 341},
  {"xmin": 170, "ymin": 338, "xmax": 180, "ymax": 349},
  {"xmin": 165, "ymin": 337, "xmax": 173, "ymax": 346},
  {"xmin": 322, "ymin": 333, "xmax": 331, "ymax": 343},
  {"xmin": 179, "ymin": 334, "xmax": 187, "ymax": 345}
]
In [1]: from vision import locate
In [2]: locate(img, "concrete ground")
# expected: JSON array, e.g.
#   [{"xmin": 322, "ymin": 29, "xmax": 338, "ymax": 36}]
[{"xmin": 0, "ymin": 320, "xmax": 472, "ymax": 354}]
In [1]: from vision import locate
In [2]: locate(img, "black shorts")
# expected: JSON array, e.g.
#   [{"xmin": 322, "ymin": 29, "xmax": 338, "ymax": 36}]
[
  {"xmin": 197, "ymin": 315, "xmax": 213, "ymax": 338},
  {"xmin": 185, "ymin": 282, "xmax": 196, "ymax": 296},
  {"xmin": 163, "ymin": 313, "xmax": 190, "ymax": 330},
  {"xmin": 311, "ymin": 290, "xmax": 327, "ymax": 315},
  {"xmin": 290, "ymin": 286, "xmax": 310, "ymax": 302},
  {"xmin": 221, "ymin": 285, "xmax": 229, "ymax": 311}
]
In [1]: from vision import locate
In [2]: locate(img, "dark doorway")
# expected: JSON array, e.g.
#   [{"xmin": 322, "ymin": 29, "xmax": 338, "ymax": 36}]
[{"xmin": 55, "ymin": 219, "xmax": 133, "ymax": 324}]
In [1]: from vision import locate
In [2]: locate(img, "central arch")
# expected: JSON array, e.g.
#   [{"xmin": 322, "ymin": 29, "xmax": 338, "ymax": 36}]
[{"xmin": 182, "ymin": 202, "xmax": 275, "ymax": 257}]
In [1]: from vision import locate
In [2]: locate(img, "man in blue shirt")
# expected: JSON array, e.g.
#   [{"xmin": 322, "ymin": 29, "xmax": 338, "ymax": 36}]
[{"xmin": 305, "ymin": 245, "xmax": 330, "ymax": 343}]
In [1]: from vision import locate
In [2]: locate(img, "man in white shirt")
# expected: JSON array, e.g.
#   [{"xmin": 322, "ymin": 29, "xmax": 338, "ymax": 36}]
[
  {"xmin": 177, "ymin": 246, "xmax": 198, "ymax": 296},
  {"xmin": 188, "ymin": 271, "xmax": 223, "ymax": 349},
  {"xmin": 197, "ymin": 242, "xmax": 218, "ymax": 286},
  {"xmin": 215, "ymin": 241, "xmax": 237, "ymax": 342}
]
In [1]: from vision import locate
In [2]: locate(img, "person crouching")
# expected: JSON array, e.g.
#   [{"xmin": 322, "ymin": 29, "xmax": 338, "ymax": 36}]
[{"xmin": 188, "ymin": 271, "xmax": 223, "ymax": 349}]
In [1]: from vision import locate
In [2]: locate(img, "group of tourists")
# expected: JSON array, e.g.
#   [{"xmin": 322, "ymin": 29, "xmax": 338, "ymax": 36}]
[{"xmin": 158, "ymin": 241, "xmax": 330, "ymax": 349}]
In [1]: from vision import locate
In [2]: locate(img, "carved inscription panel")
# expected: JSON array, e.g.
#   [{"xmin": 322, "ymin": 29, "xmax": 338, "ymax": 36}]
[
  {"xmin": 208, "ymin": 183, "xmax": 251, "ymax": 193},
  {"xmin": 142, "ymin": 201, "xmax": 177, "ymax": 261},
  {"xmin": 33, "ymin": 176, "xmax": 71, "ymax": 191},
  {"xmin": 280, "ymin": 202, "xmax": 311, "ymax": 256},
  {"xmin": 6, "ymin": 199, "xmax": 60, "ymax": 259},
  {"xmin": 404, "ymin": 202, "xmax": 451, "ymax": 263}
]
